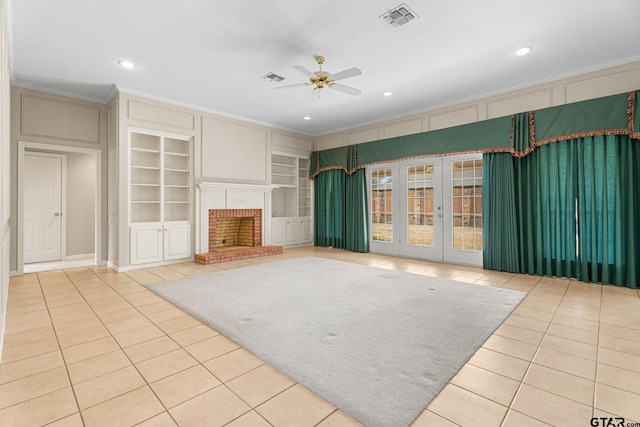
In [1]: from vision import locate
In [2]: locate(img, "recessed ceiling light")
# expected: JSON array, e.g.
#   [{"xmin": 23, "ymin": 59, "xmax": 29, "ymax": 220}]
[
  {"xmin": 382, "ymin": 91, "xmax": 393, "ymax": 97},
  {"xmin": 514, "ymin": 46, "xmax": 533, "ymax": 56},
  {"xmin": 118, "ymin": 60, "xmax": 134, "ymax": 69},
  {"xmin": 302, "ymin": 116, "xmax": 312, "ymax": 121}
]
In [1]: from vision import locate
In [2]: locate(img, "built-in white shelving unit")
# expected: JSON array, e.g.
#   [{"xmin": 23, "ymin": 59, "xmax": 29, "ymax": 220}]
[
  {"xmin": 129, "ymin": 130, "xmax": 192, "ymax": 265},
  {"xmin": 271, "ymin": 152, "xmax": 312, "ymax": 246}
]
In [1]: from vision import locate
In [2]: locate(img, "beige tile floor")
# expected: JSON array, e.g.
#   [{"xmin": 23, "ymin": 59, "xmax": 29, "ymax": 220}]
[{"xmin": 1, "ymin": 246, "xmax": 640, "ymax": 427}]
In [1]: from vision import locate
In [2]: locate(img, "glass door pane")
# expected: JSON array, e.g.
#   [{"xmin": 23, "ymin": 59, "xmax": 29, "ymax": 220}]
[
  {"xmin": 369, "ymin": 166, "xmax": 399, "ymax": 255},
  {"xmin": 400, "ymin": 159, "xmax": 442, "ymax": 260},
  {"xmin": 443, "ymin": 156, "xmax": 483, "ymax": 265},
  {"xmin": 370, "ymin": 168, "xmax": 393, "ymax": 242},
  {"xmin": 407, "ymin": 164, "xmax": 434, "ymax": 246}
]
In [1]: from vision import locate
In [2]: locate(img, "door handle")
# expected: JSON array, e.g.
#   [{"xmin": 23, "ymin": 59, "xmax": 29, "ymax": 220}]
[{"xmin": 54, "ymin": 212, "xmax": 61, "ymax": 217}]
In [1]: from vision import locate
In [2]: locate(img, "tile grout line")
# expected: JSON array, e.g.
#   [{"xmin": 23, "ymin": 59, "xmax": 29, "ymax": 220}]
[
  {"xmin": 81, "ymin": 264, "xmax": 285, "ymax": 426},
  {"xmin": 34, "ymin": 271, "xmax": 84, "ymax": 425},
  {"xmin": 53, "ymin": 268, "xmax": 175, "ymax": 425},
  {"xmin": 498, "ymin": 276, "xmax": 573, "ymax": 427},
  {"xmin": 6, "ymin": 250, "xmax": 638, "ymax": 427},
  {"xmin": 592, "ymin": 281, "xmax": 603, "ymax": 420}
]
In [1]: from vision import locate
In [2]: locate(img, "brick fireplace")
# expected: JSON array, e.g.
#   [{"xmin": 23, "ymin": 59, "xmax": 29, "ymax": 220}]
[
  {"xmin": 195, "ymin": 208, "xmax": 282, "ymax": 264},
  {"xmin": 208, "ymin": 209, "xmax": 262, "ymax": 251}
]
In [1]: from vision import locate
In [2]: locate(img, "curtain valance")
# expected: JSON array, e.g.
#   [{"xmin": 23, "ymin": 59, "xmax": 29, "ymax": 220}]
[{"xmin": 309, "ymin": 90, "xmax": 639, "ymax": 179}]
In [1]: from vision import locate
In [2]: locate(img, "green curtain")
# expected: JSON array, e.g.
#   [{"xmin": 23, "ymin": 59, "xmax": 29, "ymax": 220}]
[
  {"xmin": 482, "ymin": 153, "xmax": 519, "ymax": 271},
  {"xmin": 483, "ymin": 134, "xmax": 640, "ymax": 288},
  {"xmin": 345, "ymin": 169, "xmax": 369, "ymax": 252},
  {"xmin": 314, "ymin": 168, "xmax": 369, "ymax": 252},
  {"xmin": 314, "ymin": 170, "xmax": 345, "ymax": 248}
]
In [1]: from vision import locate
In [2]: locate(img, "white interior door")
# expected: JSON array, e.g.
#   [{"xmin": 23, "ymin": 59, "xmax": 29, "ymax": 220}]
[
  {"xmin": 24, "ymin": 154, "xmax": 64, "ymax": 263},
  {"xmin": 368, "ymin": 154, "xmax": 483, "ymax": 266}
]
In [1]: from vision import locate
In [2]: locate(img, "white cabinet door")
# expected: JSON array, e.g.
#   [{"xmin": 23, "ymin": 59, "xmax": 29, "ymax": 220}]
[
  {"xmin": 130, "ymin": 224, "xmax": 162, "ymax": 265},
  {"xmin": 299, "ymin": 217, "xmax": 312, "ymax": 244},
  {"xmin": 271, "ymin": 218, "xmax": 286, "ymax": 246},
  {"xmin": 164, "ymin": 223, "xmax": 191, "ymax": 260},
  {"xmin": 285, "ymin": 218, "xmax": 299, "ymax": 246}
]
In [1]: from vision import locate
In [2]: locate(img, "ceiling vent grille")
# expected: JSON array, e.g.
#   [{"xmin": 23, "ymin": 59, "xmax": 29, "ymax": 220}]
[
  {"xmin": 380, "ymin": 3, "xmax": 418, "ymax": 27},
  {"xmin": 262, "ymin": 72, "xmax": 285, "ymax": 83}
]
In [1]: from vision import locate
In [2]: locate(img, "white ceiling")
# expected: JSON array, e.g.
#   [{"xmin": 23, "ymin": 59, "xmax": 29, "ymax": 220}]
[{"xmin": 7, "ymin": 0, "xmax": 640, "ymax": 136}]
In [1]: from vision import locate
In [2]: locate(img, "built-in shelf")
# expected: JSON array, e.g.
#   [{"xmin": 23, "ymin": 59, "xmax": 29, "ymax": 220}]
[
  {"xmin": 128, "ymin": 131, "xmax": 193, "ymax": 265},
  {"xmin": 130, "ymin": 132, "xmax": 192, "ymax": 224},
  {"xmin": 271, "ymin": 153, "xmax": 313, "ymax": 242}
]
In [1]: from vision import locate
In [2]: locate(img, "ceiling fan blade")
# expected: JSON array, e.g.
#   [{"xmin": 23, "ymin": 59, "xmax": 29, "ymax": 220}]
[
  {"xmin": 274, "ymin": 83, "xmax": 309, "ymax": 90},
  {"xmin": 330, "ymin": 67, "xmax": 362, "ymax": 81},
  {"xmin": 293, "ymin": 65, "xmax": 316, "ymax": 79},
  {"xmin": 331, "ymin": 83, "xmax": 362, "ymax": 96}
]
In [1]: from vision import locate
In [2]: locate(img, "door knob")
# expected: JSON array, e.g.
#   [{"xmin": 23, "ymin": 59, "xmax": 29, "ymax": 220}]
[{"xmin": 54, "ymin": 212, "xmax": 61, "ymax": 217}]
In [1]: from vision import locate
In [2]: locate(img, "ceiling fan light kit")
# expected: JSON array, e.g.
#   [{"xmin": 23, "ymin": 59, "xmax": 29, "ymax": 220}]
[{"xmin": 275, "ymin": 55, "xmax": 362, "ymax": 97}]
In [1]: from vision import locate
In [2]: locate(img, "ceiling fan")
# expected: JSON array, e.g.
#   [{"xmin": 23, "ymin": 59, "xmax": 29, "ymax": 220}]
[{"xmin": 275, "ymin": 56, "xmax": 362, "ymax": 96}]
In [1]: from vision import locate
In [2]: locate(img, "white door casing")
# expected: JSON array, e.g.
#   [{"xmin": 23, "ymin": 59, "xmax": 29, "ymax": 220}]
[{"xmin": 23, "ymin": 153, "xmax": 65, "ymax": 263}]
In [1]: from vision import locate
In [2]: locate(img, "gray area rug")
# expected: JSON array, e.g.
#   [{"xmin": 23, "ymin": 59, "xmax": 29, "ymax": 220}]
[{"xmin": 146, "ymin": 257, "xmax": 524, "ymax": 427}]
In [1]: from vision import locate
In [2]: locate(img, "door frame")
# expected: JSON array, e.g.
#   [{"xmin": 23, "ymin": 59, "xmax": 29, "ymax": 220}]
[
  {"xmin": 17, "ymin": 141, "xmax": 103, "ymax": 275},
  {"xmin": 23, "ymin": 152, "xmax": 67, "ymax": 264},
  {"xmin": 367, "ymin": 153, "xmax": 484, "ymax": 266}
]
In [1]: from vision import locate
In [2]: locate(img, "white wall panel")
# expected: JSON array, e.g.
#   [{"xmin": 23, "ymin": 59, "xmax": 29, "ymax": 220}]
[
  {"xmin": 383, "ymin": 117, "xmax": 423, "ymax": 139},
  {"xmin": 128, "ymin": 99, "xmax": 195, "ymax": 131},
  {"xmin": 201, "ymin": 116, "xmax": 267, "ymax": 183},
  {"xmin": 565, "ymin": 68, "xmax": 640, "ymax": 104},
  {"xmin": 21, "ymin": 95, "xmax": 101, "ymax": 144},
  {"xmin": 429, "ymin": 106, "xmax": 479, "ymax": 131},
  {"xmin": 347, "ymin": 126, "xmax": 379, "ymax": 145},
  {"xmin": 487, "ymin": 88, "xmax": 553, "ymax": 119}
]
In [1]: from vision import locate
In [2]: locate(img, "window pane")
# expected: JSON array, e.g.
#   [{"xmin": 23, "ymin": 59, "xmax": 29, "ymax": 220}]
[
  {"xmin": 407, "ymin": 164, "xmax": 434, "ymax": 247},
  {"xmin": 371, "ymin": 168, "xmax": 393, "ymax": 242},
  {"xmin": 451, "ymin": 159, "xmax": 483, "ymax": 251}
]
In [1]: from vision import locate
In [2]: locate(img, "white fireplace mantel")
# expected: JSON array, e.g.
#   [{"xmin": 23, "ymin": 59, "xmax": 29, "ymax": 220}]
[
  {"xmin": 195, "ymin": 181, "xmax": 277, "ymax": 254},
  {"xmin": 196, "ymin": 181, "xmax": 279, "ymax": 191}
]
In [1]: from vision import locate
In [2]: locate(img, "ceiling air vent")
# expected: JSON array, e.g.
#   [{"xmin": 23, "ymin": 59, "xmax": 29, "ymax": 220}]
[
  {"xmin": 262, "ymin": 72, "xmax": 285, "ymax": 83},
  {"xmin": 380, "ymin": 3, "xmax": 418, "ymax": 27}
]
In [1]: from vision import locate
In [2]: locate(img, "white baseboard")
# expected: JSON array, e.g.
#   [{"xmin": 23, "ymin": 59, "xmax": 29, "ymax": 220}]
[
  {"xmin": 64, "ymin": 253, "xmax": 95, "ymax": 261},
  {"xmin": 23, "ymin": 256, "xmax": 96, "ymax": 274}
]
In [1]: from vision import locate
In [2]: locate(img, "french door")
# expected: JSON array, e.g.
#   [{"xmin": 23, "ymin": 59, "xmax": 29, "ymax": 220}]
[{"xmin": 368, "ymin": 154, "xmax": 483, "ymax": 265}]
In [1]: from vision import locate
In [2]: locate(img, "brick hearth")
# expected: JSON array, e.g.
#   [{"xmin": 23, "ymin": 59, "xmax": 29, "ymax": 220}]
[{"xmin": 195, "ymin": 246, "xmax": 283, "ymax": 264}]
